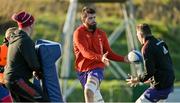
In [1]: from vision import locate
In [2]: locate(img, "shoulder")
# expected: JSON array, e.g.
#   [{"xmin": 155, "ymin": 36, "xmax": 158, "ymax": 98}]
[
  {"xmin": 19, "ymin": 35, "xmax": 32, "ymax": 44},
  {"xmin": 14, "ymin": 30, "xmax": 30, "ymax": 40},
  {"xmin": 73, "ymin": 26, "xmax": 88, "ymax": 42},
  {"xmin": 96, "ymin": 28, "xmax": 107, "ymax": 40},
  {"xmin": 74, "ymin": 25, "xmax": 85, "ymax": 37},
  {"xmin": 141, "ymin": 41, "xmax": 151, "ymax": 55},
  {"xmin": 19, "ymin": 34, "xmax": 33, "ymax": 47},
  {"xmin": 74, "ymin": 25, "xmax": 85, "ymax": 32},
  {"xmin": 97, "ymin": 28, "xmax": 106, "ymax": 35},
  {"xmin": 142, "ymin": 39, "xmax": 158, "ymax": 57}
]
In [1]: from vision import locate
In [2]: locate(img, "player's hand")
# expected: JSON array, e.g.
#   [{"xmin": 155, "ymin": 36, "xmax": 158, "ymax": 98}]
[
  {"xmin": 126, "ymin": 74, "xmax": 139, "ymax": 87},
  {"xmin": 124, "ymin": 55, "xmax": 130, "ymax": 63},
  {"xmin": 33, "ymin": 71, "xmax": 43, "ymax": 80},
  {"xmin": 144, "ymin": 78, "xmax": 153, "ymax": 84},
  {"xmin": 102, "ymin": 52, "xmax": 110, "ymax": 66},
  {"xmin": 0, "ymin": 82, "xmax": 3, "ymax": 85}
]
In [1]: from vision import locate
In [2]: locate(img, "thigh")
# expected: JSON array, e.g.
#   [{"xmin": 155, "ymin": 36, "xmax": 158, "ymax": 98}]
[
  {"xmin": 135, "ymin": 93, "xmax": 151, "ymax": 103},
  {"xmin": 85, "ymin": 68, "xmax": 104, "ymax": 91},
  {"xmin": 77, "ymin": 71, "xmax": 88, "ymax": 88},
  {"xmin": 88, "ymin": 68, "xmax": 104, "ymax": 85},
  {"xmin": 144, "ymin": 87, "xmax": 172, "ymax": 102},
  {"xmin": 157, "ymin": 99, "xmax": 166, "ymax": 103},
  {"xmin": 77, "ymin": 68, "xmax": 104, "ymax": 88}
]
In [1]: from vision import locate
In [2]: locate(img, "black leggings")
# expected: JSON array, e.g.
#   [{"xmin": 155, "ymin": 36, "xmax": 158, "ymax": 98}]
[{"xmin": 5, "ymin": 78, "xmax": 49, "ymax": 102}]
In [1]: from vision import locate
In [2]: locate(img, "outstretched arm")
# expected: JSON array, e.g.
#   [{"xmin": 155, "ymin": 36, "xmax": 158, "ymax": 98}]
[{"xmin": 102, "ymin": 33, "xmax": 128, "ymax": 62}]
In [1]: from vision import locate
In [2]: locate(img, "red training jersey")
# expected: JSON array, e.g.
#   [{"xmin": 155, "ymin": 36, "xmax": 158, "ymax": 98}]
[{"xmin": 73, "ymin": 25, "xmax": 125, "ymax": 72}]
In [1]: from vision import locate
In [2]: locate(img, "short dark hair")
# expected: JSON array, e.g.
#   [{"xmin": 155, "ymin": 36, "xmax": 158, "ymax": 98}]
[
  {"xmin": 136, "ymin": 23, "xmax": 152, "ymax": 36},
  {"xmin": 81, "ymin": 7, "xmax": 96, "ymax": 23}
]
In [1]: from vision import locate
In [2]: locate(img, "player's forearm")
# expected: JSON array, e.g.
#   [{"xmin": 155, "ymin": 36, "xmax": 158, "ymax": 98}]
[
  {"xmin": 107, "ymin": 51, "xmax": 125, "ymax": 62},
  {"xmin": 81, "ymin": 50, "xmax": 102, "ymax": 61}
]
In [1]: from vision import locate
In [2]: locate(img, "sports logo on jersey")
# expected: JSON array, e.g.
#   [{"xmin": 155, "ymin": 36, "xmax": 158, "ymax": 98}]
[
  {"xmin": 163, "ymin": 46, "xmax": 168, "ymax": 54},
  {"xmin": 156, "ymin": 40, "xmax": 168, "ymax": 55},
  {"xmin": 156, "ymin": 40, "xmax": 164, "ymax": 46},
  {"xmin": 86, "ymin": 34, "xmax": 90, "ymax": 38},
  {"xmin": 93, "ymin": 73, "xmax": 98, "ymax": 77}
]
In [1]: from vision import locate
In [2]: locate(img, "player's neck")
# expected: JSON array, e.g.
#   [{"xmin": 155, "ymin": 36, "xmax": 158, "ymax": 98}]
[{"xmin": 83, "ymin": 24, "xmax": 94, "ymax": 32}]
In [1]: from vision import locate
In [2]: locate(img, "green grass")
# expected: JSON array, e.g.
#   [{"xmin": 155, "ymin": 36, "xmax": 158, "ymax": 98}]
[
  {"xmin": 66, "ymin": 79, "xmax": 180, "ymax": 102},
  {"xmin": 38, "ymin": 77, "xmax": 180, "ymax": 102},
  {"xmin": 101, "ymin": 80, "xmax": 132, "ymax": 102},
  {"xmin": 66, "ymin": 80, "xmax": 132, "ymax": 102}
]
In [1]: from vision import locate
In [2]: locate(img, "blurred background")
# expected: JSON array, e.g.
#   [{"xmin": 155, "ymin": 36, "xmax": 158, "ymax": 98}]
[{"xmin": 0, "ymin": 0, "xmax": 180, "ymax": 102}]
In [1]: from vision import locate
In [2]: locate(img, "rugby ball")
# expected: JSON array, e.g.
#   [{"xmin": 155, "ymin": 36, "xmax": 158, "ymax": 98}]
[{"xmin": 128, "ymin": 50, "xmax": 143, "ymax": 64}]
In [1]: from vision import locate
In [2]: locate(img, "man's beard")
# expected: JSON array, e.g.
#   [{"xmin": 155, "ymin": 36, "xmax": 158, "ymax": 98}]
[{"xmin": 87, "ymin": 23, "xmax": 97, "ymax": 31}]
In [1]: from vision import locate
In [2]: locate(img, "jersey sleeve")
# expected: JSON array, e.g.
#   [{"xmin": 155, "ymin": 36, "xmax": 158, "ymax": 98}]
[{"xmin": 102, "ymin": 32, "xmax": 125, "ymax": 62}]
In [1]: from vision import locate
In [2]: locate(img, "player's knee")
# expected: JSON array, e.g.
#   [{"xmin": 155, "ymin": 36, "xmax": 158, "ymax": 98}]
[
  {"xmin": 84, "ymin": 82, "xmax": 96, "ymax": 95},
  {"xmin": 84, "ymin": 76, "xmax": 103, "ymax": 102},
  {"xmin": 94, "ymin": 89, "xmax": 104, "ymax": 102},
  {"xmin": 84, "ymin": 77, "xmax": 99, "ymax": 94},
  {"xmin": 84, "ymin": 88, "xmax": 94, "ymax": 97}
]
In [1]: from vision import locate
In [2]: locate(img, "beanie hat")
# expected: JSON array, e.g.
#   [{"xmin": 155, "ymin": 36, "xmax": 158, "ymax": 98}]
[{"xmin": 11, "ymin": 11, "xmax": 34, "ymax": 28}]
